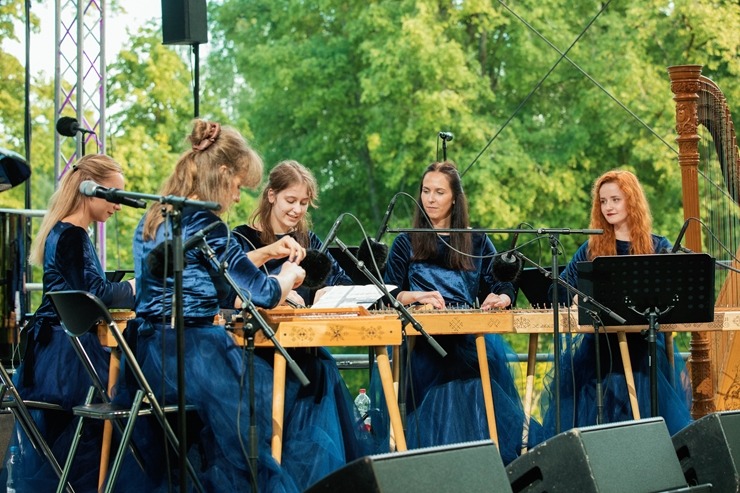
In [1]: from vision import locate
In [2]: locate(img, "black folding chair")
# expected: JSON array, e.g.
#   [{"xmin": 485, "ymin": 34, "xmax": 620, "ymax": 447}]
[
  {"xmin": 47, "ymin": 290, "xmax": 203, "ymax": 493},
  {"xmin": 0, "ymin": 361, "xmax": 75, "ymax": 493}
]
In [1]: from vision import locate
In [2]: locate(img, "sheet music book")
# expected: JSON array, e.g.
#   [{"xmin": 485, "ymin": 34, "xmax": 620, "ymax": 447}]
[{"xmin": 311, "ymin": 284, "xmax": 396, "ymax": 309}]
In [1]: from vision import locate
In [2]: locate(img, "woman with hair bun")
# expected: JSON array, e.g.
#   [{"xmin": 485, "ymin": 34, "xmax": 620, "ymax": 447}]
[{"xmin": 122, "ymin": 119, "xmax": 305, "ymax": 492}]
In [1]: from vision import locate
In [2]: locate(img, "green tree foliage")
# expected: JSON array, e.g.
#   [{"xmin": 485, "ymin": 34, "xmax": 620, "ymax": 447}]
[
  {"xmin": 208, "ymin": 0, "xmax": 739, "ymax": 254},
  {"xmin": 205, "ymin": 1, "xmax": 739, "ymax": 398},
  {"xmin": 2, "ymin": 0, "xmax": 739, "ymax": 400}
]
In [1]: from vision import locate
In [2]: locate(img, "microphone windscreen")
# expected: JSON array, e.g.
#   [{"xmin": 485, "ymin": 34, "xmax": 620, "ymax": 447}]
[
  {"xmin": 56, "ymin": 116, "xmax": 79, "ymax": 137},
  {"xmin": 301, "ymin": 249, "xmax": 332, "ymax": 289},
  {"xmin": 79, "ymin": 180, "xmax": 98, "ymax": 197},
  {"xmin": 492, "ymin": 255, "xmax": 522, "ymax": 283},
  {"xmin": 146, "ymin": 241, "xmax": 175, "ymax": 278},
  {"xmin": 357, "ymin": 238, "xmax": 388, "ymax": 271}
]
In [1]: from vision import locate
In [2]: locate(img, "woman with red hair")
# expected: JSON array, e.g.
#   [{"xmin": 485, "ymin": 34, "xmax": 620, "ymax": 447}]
[{"xmin": 541, "ymin": 169, "xmax": 692, "ymax": 438}]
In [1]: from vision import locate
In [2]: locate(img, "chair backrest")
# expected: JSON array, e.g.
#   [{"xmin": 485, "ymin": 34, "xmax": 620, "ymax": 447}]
[
  {"xmin": 47, "ymin": 290, "xmax": 114, "ymax": 337},
  {"xmin": 47, "ymin": 290, "xmax": 117, "ymax": 401},
  {"xmin": 49, "ymin": 291, "xmax": 163, "ymax": 410}
]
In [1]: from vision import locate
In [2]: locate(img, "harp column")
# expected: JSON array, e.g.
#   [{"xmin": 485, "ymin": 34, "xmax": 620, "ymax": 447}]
[{"xmin": 668, "ymin": 64, "xmax": 715, "ymax": 418}]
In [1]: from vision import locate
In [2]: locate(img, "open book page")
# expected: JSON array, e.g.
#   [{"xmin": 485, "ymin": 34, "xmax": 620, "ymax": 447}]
[{"xmin": 311, "ymin": 285, "xmax": 397, "ymax": 309}]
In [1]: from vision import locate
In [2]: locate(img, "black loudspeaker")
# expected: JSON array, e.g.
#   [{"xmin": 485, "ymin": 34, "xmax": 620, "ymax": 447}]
[
  {"xmin": 506, "ymin": 418, "xmax": 690, "ymax": 493},
  {"xmin": 161, "ymin": 0, "xmax": 208, "ymax": 45},
  {"xmin": 305, "ymin": 440, "xmax": 512, "ymax": 493},
  {"xmin": 673, "ymin": 410, "xmax": 740, "ymax": 492}
]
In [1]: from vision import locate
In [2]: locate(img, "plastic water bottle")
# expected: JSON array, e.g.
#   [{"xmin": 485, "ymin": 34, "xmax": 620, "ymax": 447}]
[
  {"xmin": 6, "ymin": 445, "xmax": 20, "ymax": 493},
  {"xmin": 354, "ymin": 388, "xmax": 372, "ymax": 432}
]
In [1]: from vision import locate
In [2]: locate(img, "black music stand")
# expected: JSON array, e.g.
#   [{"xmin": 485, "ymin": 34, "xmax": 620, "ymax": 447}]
[{"xmin": 577, "ymin": 253, "xmax": 715, "ymax": 417}]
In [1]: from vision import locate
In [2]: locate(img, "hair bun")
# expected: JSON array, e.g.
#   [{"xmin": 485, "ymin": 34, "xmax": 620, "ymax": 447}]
[{"xmin": 192, "ymin": 122, "xmax": 221, "ymax": 151}]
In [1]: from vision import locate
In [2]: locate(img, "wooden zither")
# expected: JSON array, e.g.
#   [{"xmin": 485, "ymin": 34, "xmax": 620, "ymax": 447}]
[{"xmin": 668, "ymin": 64, "xmax": 740, "ymax": 417}]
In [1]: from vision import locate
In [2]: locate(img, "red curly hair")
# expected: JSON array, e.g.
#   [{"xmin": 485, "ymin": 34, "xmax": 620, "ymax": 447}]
[{"xmin": 587, "ymin": 170, "xmax": 654, "ymax": 259}]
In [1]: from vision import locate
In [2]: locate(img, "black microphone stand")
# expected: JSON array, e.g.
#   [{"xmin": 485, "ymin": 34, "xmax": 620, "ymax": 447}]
[
  {"xmin": 438, "ymin": 132, "xmax": 453, "ymax": 161},
  {"xmin": 388, "ymin": 227, "xmax": 580, "ymax": 235},
  {"xmin": 334, "ymin": 236, "xmax": 446, "ymax": 435},
  {"xmin": 626, "ymin": 303, "xmax": 673, "ymax": 418},
  {"xmin": 126, "ymin": 188, "xmax": 219, "ymax": 493},
  {"xmin": 197, "ymin": 239, "xmax": 309, "ymax": 491},
  {"xmin": 509, "ymin": 247, "xmax": 623, "ymax": 430},
  {"xmin": 587, "ymin": 311, "xmax": 607, "ymax": 424},
  {"xmin": 540, "ymin": 229, "xmax": 603, "ymax": 434}
]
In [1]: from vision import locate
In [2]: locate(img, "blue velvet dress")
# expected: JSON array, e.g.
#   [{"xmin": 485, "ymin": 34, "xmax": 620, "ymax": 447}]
[
  {"xmin": 8, "ymin": 221, "xmax": 134, "ymax": 493},
  {"xmin": 382, "ymin": 232, "xmax": 544, "ymax": 465},
  {"xmin": 541, "ymin": 236, "xmax": 693, "ymax": 438},
  {"xmin": 232, "ymin": 225, "xmax": 380, "ymax": 490},
  {"xmin": 114, "ymin": 207, "xmax": 299, "ymax": 493}
]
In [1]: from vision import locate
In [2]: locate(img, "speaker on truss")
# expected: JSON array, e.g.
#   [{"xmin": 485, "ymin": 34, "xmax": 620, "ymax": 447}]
[
  {"xmin": 161, "ymin": 0, "xmax": 208, "ymax": 45},
  {"xmin": 506, "ymin": 418, "xmax": 699, "ymax": 493},
  {"xmin": 672, "ymin": 410, "xmax": 740, "ymax": 492},
  {"xmin": 304, "ymin": 440, "xmax": 511, "ymax": 493}
]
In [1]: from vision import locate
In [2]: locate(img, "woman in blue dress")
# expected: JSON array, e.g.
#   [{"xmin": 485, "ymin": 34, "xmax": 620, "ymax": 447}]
[
  {"xmin": 233, "ymin": 160, "xmax": 352, "ymax": 307},
  {"xmin": 382, "ymin": 161, "xmax": 543, "ymax": 465},
  {"xmin": 8, "ymin": 154, "xmax": 135, "ymax": 492},
  {"xmin": 232, "ymin": 160, "xmax": 377, "ymax": 490},
  {"xmin": 122, "ymin": 120, "xmax": 305, "ymax": 492},
  {"xmin": 541, "ymin": 169, "xmax": 692, "ymax": 438}
]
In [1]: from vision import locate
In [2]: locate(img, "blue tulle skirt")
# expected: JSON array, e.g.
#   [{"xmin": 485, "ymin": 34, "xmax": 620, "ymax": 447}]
[
  {"xmin": 390, "ymin": 334, "xmax": 544, "ymax": 465},
  {"xmin": 541, "ymin": 332, "xmax": 693, "ymax": 439},
  {"xmin": 5, "ymin": 320, "xmax": 110, "ymax": 493},
  {"xmin": 111, "ymin": 319, "xmax": 299, "ymax": 493},
  {"xmin": 264, "ymin": 347, "xmax": 380, "ymax": 491}
]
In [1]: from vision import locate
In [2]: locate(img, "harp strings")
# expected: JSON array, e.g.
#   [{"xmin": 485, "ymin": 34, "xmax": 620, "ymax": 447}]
[{"xmin": 697, "ymin": 80, "xmax": 740, "ymax": 308}]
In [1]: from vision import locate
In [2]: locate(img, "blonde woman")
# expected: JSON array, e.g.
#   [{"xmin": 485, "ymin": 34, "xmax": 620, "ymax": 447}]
[{"xmin": 11, "ymin": 154, "xmax": 135, "ymax": 492}]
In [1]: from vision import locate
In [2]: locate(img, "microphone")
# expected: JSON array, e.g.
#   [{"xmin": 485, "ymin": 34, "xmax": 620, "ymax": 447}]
[
  {"xmin": 670, "ymin": 219, "xmax": 692, "ymax": 254},
  {"xmin": 318, "ymin": 214, "xmax": 345, "ymax": 254},
  {"xmin": 438, "ymin": 131, "xmax": 454, "ymax": 141},
  {"xmin": 357, "ymin": 237, "xmax": 389, "ymax": 272},
  {"xmin": 503, "ymin": 230, "xmax": 519, "ymax": 264},
  {"xmin": 79, "ymin": 180, "xmax": 147, "ymax": 209},
  {"xmin": 56, "ymin": 116, "xmax": 95, "ymax": 137},
  {"xmin": 375, "ymin": 194, "xmax": 398, "ymax": 242},
  {"xmin": 146, "ymin": 221, "xmax": 223, "ymax": 278},
  {"xmin": 300, "ymin": 249, "xmax": 333, "ymax": 289},
  {"xmin": 182, "ymin": 221, "xmax": 223, "ymax": 252},
  {"xmin": 492, "ymin": 230, "xmax": 524, "ymax": 282}
]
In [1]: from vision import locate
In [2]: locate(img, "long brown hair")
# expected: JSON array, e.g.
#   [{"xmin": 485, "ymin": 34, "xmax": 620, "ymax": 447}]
[
  {"xmin": 411, "ymin": 161, "xmax": 474, "ymax": 271},
  {"xmin": 29, "ymin": 154, "xmax": 122, "ymax": 265},
  {"xmin": 249, "ymin": 160, "xmax": 318, "ymax": 248},
  {"xmin": 587, "ymin": 169, "xmax": 654, "ymax": 258},
  {"xmin": 142, "ymin": 119, "xmax": 263, "ymax": 240}
]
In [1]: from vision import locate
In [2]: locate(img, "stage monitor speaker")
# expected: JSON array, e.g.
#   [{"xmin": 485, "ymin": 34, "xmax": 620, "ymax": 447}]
[
  {"xmin": 161, "ymin": 0, "xmax": 208, "ymax": 45},
  {"xmin": 304, "ymin": 440, "xmax": 511, "ymax": 493},
  {"xmin": 672, "ymin": 410, "xmax": 740, "ymax": 492},
  {"xmin": 506, "ymin": 418, "xmax": 689, "ymax": 493}
]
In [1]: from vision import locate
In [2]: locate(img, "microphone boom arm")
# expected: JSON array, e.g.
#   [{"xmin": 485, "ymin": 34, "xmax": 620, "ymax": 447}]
[
  {"xmin": 93, "ymin": 185, "xmax": 221, "ymax": 211},
  {"xmin": 334, "ymin": 237, "xmax": 447, "ymax": 358},
  {"xmin": 512, "ymin": 249, "xmax": 626, "ymax": 325}
]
